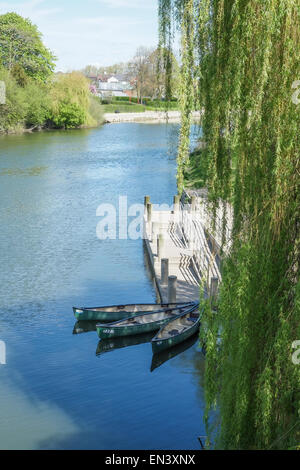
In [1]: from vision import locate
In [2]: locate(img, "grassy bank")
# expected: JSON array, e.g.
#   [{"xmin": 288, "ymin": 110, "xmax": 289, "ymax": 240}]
[{"xmin": 99, "ymin": 97, "xmax": 180, "ymax": 115}]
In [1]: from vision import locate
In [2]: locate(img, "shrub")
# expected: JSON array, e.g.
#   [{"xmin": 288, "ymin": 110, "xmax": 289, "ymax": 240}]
[{"xmin": 49, "ymin": 101, "xmax": 86, "ymax": 129}]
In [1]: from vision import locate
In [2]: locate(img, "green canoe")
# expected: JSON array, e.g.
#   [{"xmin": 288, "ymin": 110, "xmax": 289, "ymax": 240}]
[
  {"xmin": 151, "ymin": 306, "xmax": 201, "ymax": 354},
  {"xmin": 73, "ymin": 302, "xmax": 194, "ymax": 322},
  {"xmin": 96, "ymin": 304, "xmax": 197, "ymax": 339}
]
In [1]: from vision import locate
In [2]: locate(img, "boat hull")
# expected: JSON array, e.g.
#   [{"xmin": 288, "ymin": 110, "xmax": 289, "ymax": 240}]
[
  {"xmin": 97, "ymin": 317, "xmax": 173, "ymax": 339},
  {"xmin": 73, "ymin": 302, "xmax": 193, "ymax": 322},
  {"xmin": 151, "ymin": 315, "xmax": 200, "ymax": 354}
]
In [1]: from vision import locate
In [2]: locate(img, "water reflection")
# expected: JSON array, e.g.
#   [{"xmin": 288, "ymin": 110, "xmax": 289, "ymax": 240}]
[
  {"xmin": 150, "ymin": 334, "xmax": 199, "ymax": 372},
  {"xmin": 0, "ymin": 375, "xmax": 78, "ymax": 450},
  {"xmin": 96, "ymin": 332, "xmax": 154, "ymax": 356},
  {"xmin": 73, "ymin": 320, "xmax": 98, "ymax": 334}
]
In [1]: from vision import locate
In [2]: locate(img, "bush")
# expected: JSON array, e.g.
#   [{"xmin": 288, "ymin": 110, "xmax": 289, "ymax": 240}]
[
  {"xmin": 48, "ymin": 72, "xmax": 101, "ymax": 129},
  {"xmin": 24, "ymin": 82, "xmax": 50, "ymax": 127},
  {"xmin": 49, "ymin": 101, "xmax": 86, "ymax": 129}
]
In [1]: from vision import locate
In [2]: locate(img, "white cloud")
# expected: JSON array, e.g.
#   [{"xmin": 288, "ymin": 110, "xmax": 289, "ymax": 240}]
[{"xmin": 0, "ymin": 0, "xmax": 62, "ymax": 20}]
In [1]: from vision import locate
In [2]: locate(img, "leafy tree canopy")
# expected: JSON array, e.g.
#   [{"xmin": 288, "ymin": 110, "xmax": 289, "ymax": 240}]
[{"xmin": 0, "ymin": 12, "xmax": 56, "ymax": 81}]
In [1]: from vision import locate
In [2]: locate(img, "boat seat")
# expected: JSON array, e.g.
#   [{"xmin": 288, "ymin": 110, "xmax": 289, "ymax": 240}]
[{"xmin": 168, "ymin": 329, "xmax": 179, "ymax": 336}]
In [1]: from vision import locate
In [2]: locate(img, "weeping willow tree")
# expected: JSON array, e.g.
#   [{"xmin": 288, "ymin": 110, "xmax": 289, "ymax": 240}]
[{"xmin": 159, "ymin": 0, "xmax": 300, "ymax": 449}]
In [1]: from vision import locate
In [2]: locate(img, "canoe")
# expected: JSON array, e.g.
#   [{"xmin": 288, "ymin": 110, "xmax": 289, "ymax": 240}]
[
  {"xmin": 96, "ymin": 332, "xmax": 154, "ymax": 356},
  {"xmin": 151, "ymin": 307, "xmax": 201, "ymax": 354},
  {"xmin": 73, "ymin": 302, "xmax": 194, "ymax": 322},
  {"xmin": 96, "ymin": 304, "xmax": 198, "ymax": 339},
  {"xmin": 150, "ymin": 333, "xmax": 199, "ymax": 372}
]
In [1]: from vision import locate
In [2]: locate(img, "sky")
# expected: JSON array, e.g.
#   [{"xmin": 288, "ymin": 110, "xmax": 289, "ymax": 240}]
[{"xmin": 0, "ymin": 0, "xmax": 159, "ymax": 71}]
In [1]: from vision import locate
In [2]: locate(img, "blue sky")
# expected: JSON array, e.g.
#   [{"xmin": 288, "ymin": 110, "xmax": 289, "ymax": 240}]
[{"xmin": 0, "ymin": 0, "xmax": 159, "ymax": 71}]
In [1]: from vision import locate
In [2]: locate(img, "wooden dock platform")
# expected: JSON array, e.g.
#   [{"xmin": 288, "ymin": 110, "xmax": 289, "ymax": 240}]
[{"xmin": 143, "ymin": 194, "xmax": 225, "ymax": 304}]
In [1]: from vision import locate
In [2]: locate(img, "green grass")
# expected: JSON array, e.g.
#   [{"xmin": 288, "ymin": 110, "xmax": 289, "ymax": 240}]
[
  {"xmin": 100, "ymin": 99, "xmax": 180, "ymax": 114},
  {"xmin": 101, "ymin": 104, "xmax": 147, "ymax": 113}
]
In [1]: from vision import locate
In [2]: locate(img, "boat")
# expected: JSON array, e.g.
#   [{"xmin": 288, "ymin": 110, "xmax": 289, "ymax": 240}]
[
  {"xmin": 150, "ymin": 333, "xmax": 199, "ymax": 372},
  {"xmin": 151, "ymin": 307, "xmax": 201, "ymax": 354},
  {"xmin": 96, "ymin": 332, "xmax": 154, "ymax": 356},
  {"xmin": 96, "ymin": 304, "xmax": 198, "ymax": 339},
  {"xmin": 73, "ymin": 302, "xmax": 195, "ymax": 322}
]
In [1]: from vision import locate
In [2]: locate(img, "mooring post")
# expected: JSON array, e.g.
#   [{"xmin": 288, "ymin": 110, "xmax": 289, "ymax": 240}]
[
  {"xmin": 161, "ymin": 258, "xmax": 169, "ymax": 286},
  {"xmin": 191, "ymin": 195, "xmax": 196, "ymax": 212},
  {"xmin": 146, "ymin": 202, "xmax": 152, "ymax": 223},
  {"xmin": 210, "ymin": 277, "xmax": 219, "ymax": 305},
  {"xmin": 157, "ymin": 233, "xmax": 165, "ymax": 260},
  {"xmin": 168, "ymin": 275, "xmax": 177, "ymax": 303},
  {"xmin": 144, "ymin": 195, "xmax": 150, "ymax": 213},
  {"xmin": 173, "ymin": 195, "xmax": 180, "ymax": 213}
]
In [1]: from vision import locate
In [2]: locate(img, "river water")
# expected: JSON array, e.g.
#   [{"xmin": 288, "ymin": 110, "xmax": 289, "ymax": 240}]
[{"xmin": 0, "ymin": 123, "xmax": 205, "ymax": 450}]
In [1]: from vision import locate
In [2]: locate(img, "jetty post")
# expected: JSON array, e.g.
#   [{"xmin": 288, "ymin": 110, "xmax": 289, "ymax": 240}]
[
  {"xmin": 144, "ymin": 195, "xmax": 150, "ymax": 212},
  {"xmin": 173, "ymin": 195, "xmax": 180, "ymax": 214},
  {"xmin": 157, "ymin": 233, "xmax": 165, "ymax": 260},
  {"xmin": 161, "ymin": 258, "xmax": 169, "ymax": 286},
  {"xmin": 191, "ymin": 195, "xmax": 196, "ymax": 212},
  {"xmin": 168, "ymin": 275, "xmax": 177, "ymax": 303}
]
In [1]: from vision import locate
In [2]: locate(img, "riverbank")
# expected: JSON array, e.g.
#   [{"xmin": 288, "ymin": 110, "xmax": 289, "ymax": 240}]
[{"xmin": 104, "ymin": 110, "xmax": 202, "ymax": 123}]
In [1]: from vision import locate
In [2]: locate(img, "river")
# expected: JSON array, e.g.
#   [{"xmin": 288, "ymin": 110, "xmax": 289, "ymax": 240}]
[{"xmin": 0, "ymin": 123, "xmax": 205, "ymax": 450}]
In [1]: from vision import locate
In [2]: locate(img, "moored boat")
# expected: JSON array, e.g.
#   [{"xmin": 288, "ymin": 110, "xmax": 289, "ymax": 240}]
[
  {"xmin": 151, "ymin": 307, "xmax": 201, "ymax": 354},
  {"xmin": 96, "ymin": 304, "xmax": 198, "ymax": 339},
  {"xmin": 73, "ymin": 302, "xmax": 194, "ymax": 322}
]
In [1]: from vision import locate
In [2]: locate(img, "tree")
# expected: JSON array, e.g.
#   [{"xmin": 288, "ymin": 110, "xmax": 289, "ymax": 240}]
[
  {"xmin": 129, "ymin": 46, "xmax": 179, "ymax": 102},
  {"xmin": 129, "ymin": 46, "xmax": 154, "ymax": 102},
  {"xmin": 159, "ymin": 0, "xmax": 300, "ymax": 450},
  {"xmin": 0, "ymin": 12, "xmax": 56, "ymax": 81},
  {"xmin": 47, "ymin": 72, "xmax": 102, "ymax": 129},
  {"xmin": 149, "ymin": 47, "xmax": 179, "ymax": 99}
]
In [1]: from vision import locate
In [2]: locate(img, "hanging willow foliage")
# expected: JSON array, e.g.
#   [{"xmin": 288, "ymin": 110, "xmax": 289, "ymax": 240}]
[{"xmin": 158, "ymin": 0, "xmax": 300, "ymax": 449}]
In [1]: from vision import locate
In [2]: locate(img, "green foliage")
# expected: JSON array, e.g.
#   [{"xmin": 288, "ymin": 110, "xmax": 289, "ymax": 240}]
[
  {"xmin": 159, "ymin": 0, "xmax": 300, "ymax": 450},
  {"xmin": 0, "ymin": 12, "xmax": 56, "ymax": 81},
  {"xmin": 24, "ymin": 82, "xmax": 50, "ymax": 127},
  {"xmin": 100, "ymin": 103, "xmax": 146, "ymax": 113},
  {"xmin": 50, "ymin": 101, "xmax": 86, "ymax": 129},
  {"xmin": 47, "ymin": 72, "xmax": 103, "ymax": 129},
  {"xmin": 11, "ymin": 64, "xmax": 28, "ymax": 87},
  {"xmin": 0, "ymin": 68, "xmax": 27, "ymax": 132}
]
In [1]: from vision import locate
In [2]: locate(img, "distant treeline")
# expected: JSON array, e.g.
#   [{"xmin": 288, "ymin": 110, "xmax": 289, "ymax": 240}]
[{"xmin": 0, "ymin": 13, "xmax": 103, "ymax": 134}]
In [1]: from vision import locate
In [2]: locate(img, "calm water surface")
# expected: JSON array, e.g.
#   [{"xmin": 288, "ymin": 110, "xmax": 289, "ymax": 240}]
[{"xmin": 0, "ymin": 123, "xmax": 205, "ymax": 450}]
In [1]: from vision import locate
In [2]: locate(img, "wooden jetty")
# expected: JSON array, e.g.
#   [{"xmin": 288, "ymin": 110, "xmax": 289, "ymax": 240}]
[{"xmin": 143, "ymin": 191, "xmax": 232, "ymax": 304}]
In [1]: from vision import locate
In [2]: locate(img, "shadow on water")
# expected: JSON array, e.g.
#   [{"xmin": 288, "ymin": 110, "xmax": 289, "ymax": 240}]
[
  {"xmin": 72, "ymin": 320, "xmax": 98, "ymax": 335},
  {"xmin": 96, "ymin": 332, "xmax": 155, "ymax": 356},
  {"xmin": 150, "ymin": 333, "xmax": 199, "ymax": 372}
]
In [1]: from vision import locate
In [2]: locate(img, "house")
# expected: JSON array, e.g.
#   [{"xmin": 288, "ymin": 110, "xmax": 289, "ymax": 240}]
[{"xmin": 97, "ymin": 74, "xmax": 135, "ymax": 98}]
